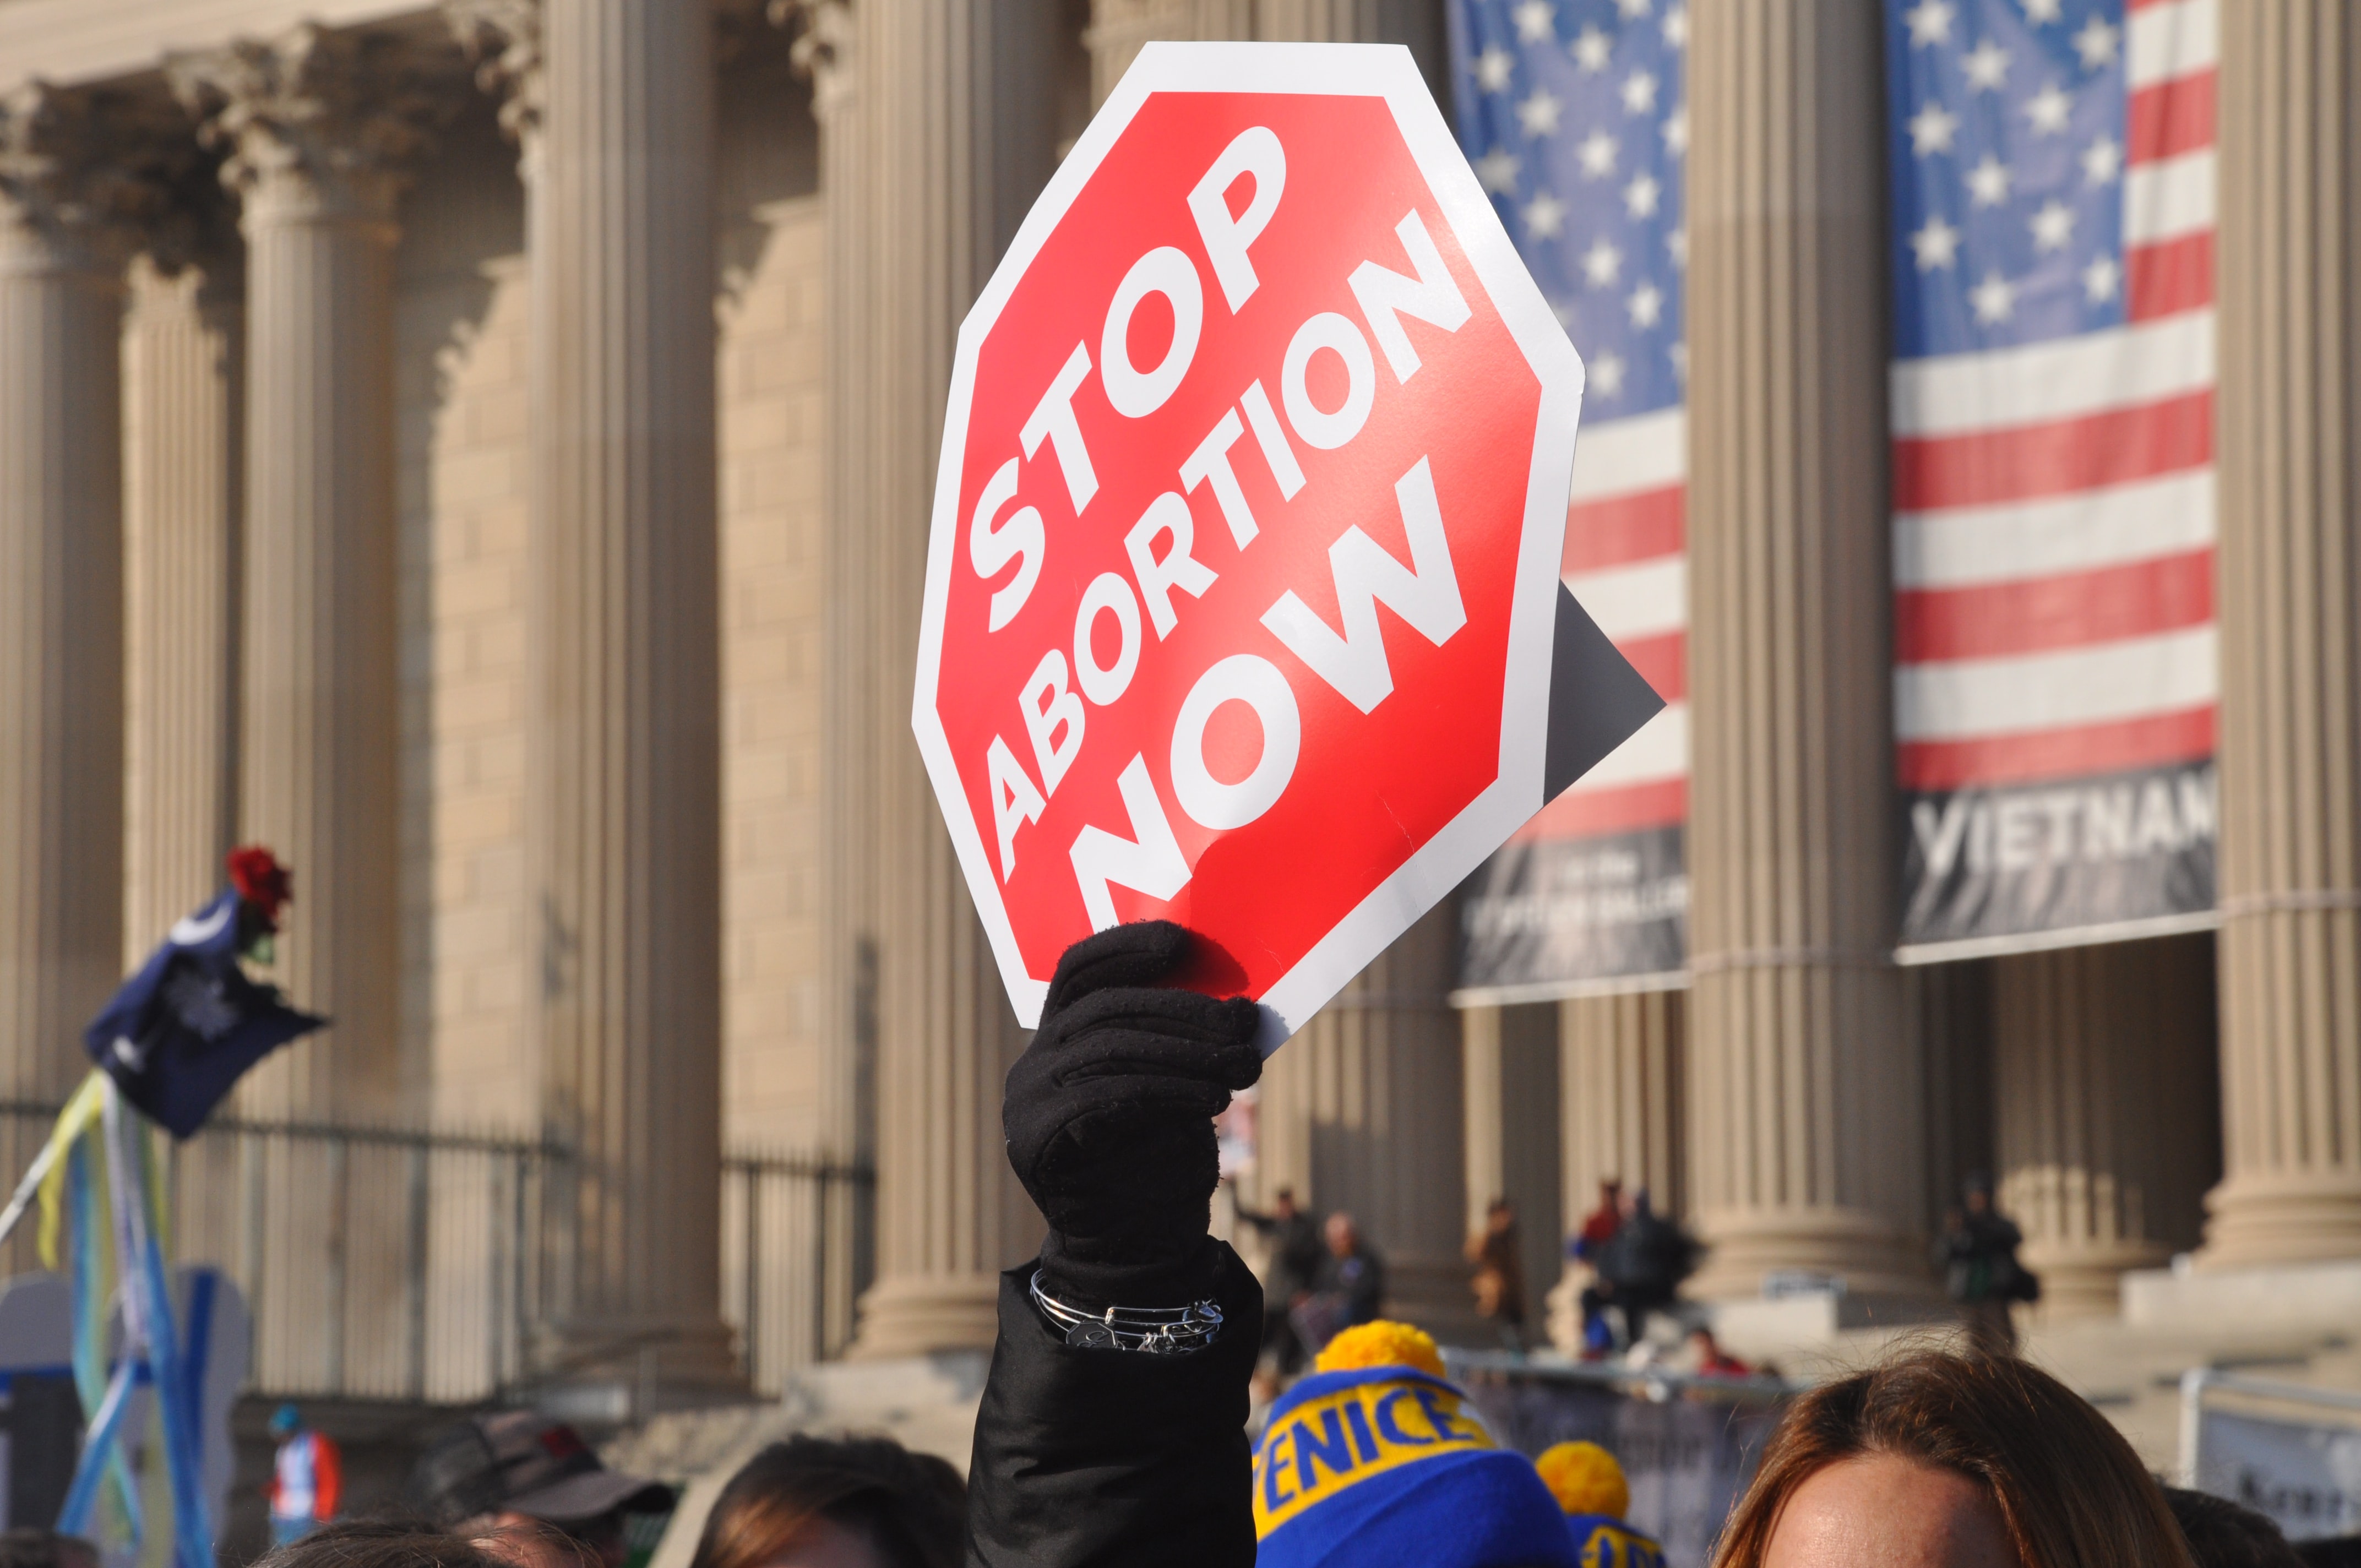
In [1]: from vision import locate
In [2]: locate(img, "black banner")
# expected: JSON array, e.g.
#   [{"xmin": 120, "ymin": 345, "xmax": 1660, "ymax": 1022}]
[
  {"xmin": 1458, "ymin": 825, "xmax": 1687, "ymax": 998},
  {"xmin": 1899, "ymin": 760, "xmax": 2217, "ymax": 953}
]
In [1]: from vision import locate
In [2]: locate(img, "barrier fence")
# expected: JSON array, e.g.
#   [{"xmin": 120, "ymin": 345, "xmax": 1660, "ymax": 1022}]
[{"xmin": 0, "ymin": 1101, "xmax": 872, "ymax": 1405}]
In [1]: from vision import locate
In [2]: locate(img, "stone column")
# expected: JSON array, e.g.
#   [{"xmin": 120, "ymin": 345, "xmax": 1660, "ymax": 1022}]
[
  {"xmin": 1546, "ymin": 990, "xmax": 1684, "ymax": 1346},
  {"xmin": 2202, "ymin": 2, "xmax": 2361, "ymax": 1267},
  {"xmin": 1083, "ymin": 1, "xmax": 1252, "ymax": 107},
  {"xmin": 1992, "ymin": 937, "xmax": 2217, "ymax": 1315},
  {"xmin": 450, "ymin": 0, "xmax": 740, "ymax": 1388},
  {"xmin": 766, "ymin": 0, "xmax": 878, "ymax": 1354},
  {"xmin": 1083, "ymin": 2, "xmax": 1439, "ymax": 113},
  {"xmin": 1461, "ymin": 1003, "xmax": 1561, "ymax": 1332},
  {"xmin": 171, "ymin": 29, "xmax": 426, "ymax": 1123},
  {"xmin": 121, "ymin": 247, "xmax": 243, "ymax": 957},
  {"xmin": 845, "ymin": 0, "xmax": 1062, "ymax": 1359},
  {"xmin": 1683, "ymin": 0, "xmax": 1926, "ymax": 1299},
  {"xmin": 1256, "ymin": 904, "xmax": 1475, "ymax": 1338},
  {"xmin": 0, "ymin": 83, "xmax": 132, "ymax": 1104}
]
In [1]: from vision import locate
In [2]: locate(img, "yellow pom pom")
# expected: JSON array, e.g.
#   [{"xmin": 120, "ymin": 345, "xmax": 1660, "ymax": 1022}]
[
  {"xmin": 1536, "ymin": 1441, "xmax": 1629, "ymax": 1519},
  {"xmin": 1312, "ymin": 1320, "xmax": 1446, "ymax": 1379}
]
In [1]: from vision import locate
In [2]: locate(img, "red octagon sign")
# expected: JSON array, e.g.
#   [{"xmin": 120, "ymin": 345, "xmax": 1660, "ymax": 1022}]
[{"xmin": 913, "ymin": 42, "xmax": 1584, "ymax": 1047}]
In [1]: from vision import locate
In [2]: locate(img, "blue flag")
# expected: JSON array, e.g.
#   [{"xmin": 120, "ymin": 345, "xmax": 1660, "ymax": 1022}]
[{"xmin": 83, "ymin": 890, "xmax": 326, "ymax": 1138}]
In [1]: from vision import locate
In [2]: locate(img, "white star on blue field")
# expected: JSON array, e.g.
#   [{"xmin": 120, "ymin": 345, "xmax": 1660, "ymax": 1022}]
[
  {"xmin": 1447, "ymin": 0, "xmax": 1688, "ymax": 416},
  {"xmin": 1886, "ymin": 0, "xmax": 2129, "ymax": 358}
]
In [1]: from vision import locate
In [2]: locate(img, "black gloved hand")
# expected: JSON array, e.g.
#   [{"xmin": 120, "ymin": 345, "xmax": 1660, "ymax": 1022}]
[{"xmin": 1005, "ymin": 921, "xmax": 1264, "ymax": 1308}]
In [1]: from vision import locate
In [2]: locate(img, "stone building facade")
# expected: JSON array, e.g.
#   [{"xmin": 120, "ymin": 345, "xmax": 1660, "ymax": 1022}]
[{"xmin": 1, "ymin": 0, "xmax": 2357, "ymax": 1409}]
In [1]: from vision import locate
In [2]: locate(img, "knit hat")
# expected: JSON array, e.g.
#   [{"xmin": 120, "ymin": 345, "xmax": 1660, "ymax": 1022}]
[
  {"xmin": 1253, "ymin": 1359, "xmax": 1581, "ymax": 1568},
  {"xmin": 1535, "ymin": 1441, "xmax": 1627, "ymax": 1518},
  {"xmin": 1536, "ymin": 1441, "xmax": 1667, "ymax": 1568}
]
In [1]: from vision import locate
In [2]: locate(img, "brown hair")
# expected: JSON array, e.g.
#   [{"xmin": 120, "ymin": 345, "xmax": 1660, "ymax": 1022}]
[
  {"xmin": 253, "ymin": 1523, "xmax": 505, "ymax": 1568},
  {"xmin": 688, "ymin": 1436, "xmax": 965, "ymax": 1568},
  {"xmin": 1711, "ymin": 1348, "xmax": 2196, "ymax": 1568}
]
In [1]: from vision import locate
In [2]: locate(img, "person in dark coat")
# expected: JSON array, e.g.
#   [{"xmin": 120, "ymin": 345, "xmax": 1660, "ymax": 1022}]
[
  {"xmin": 1582, "ymin": 1189, "xmax": 1697, "ymax": 1351},
  {"xmin": 1941, "ymin": 1173, "xmax": 2038, "ymax": 1355},
  {"xmin": 965, "ymin": 921, "xmax": 1265, "ymax": 1568},
  {"xmin": 1235, "ymin": 1186, "xmax": 1325, "ymax": 1373}
]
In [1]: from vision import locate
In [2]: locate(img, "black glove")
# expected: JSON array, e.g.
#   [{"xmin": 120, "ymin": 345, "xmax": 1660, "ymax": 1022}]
[{"xmin": 1004, "ymin": 920, "xmax": 1263, "ymax": 1308}]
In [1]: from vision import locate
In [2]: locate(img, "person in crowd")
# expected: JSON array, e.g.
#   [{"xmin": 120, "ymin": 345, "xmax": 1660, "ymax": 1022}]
[
  {"xmin": 687, "ymin": 1434, "xmax": 965, "ymax": 1568},
  {"xmin": 967, "ymin": 919, "xmax": 1267, "ymax": 1565},
  {"xmin": 249, "ymin": 1522, "xmax": 504, "ymax": 1568},
  {"xmin": 1941, "ymin": 1173, "xmax": 2038, "ymax": 1355},
  {"xmin": 411, "ymin": 1410, "xmax": 674, "ymax": 1568},
  {"xmin": 1535, "ymin": 1441, "xmax": 1665, "ymax": 1568},
  {"xmin": 2165, "ymin": 1488, "xmax": 2307, "ymax": 1568},
  {"xmin": 1571, "ymin": 1178, "xmax": 1623, "ymax": 1264},
  {"xmin": 1568, "ymin": 1178, "xmax": 1624, "ymax": 1357},
  {"xmin": 1581, "ymin": 1189, "xmax": 1697, "ymax": 1353},
  {"xmin": 0, "ymin": 1531, "xmax": 97, "ymax": 1568},
  {"xmin": 1709, "ymin": 1347, "xmax": 2196, "ymax": 1568},
  {"xmin": 268, "ymin": 1402, "xmax": 345, "ymax": 1545},
  {"xmin": 1292, "ymin": 1211, "xmax": 1385, "ymax": 1355},
  {"xmin": 1465, "ymin": 1195, "xmax": 1526, "ymax": 1350},
  {"xmin": 1254, "ymin": 1319, "xmax": 1581, "ymax": 1567},
  {"xmin": 1236, "ymin": 1185, "xmax": 1327, "ymax": 1374},
  {"xmin": 1682, "ymin": 1325, "xmax": 1751, "ymax": 1378}
]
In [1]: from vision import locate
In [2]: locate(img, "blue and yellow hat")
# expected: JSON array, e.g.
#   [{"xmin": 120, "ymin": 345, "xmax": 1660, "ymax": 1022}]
[{"xmin": 1253, "ymin": 1326, "xmax": 1581, "ymax": 1568}]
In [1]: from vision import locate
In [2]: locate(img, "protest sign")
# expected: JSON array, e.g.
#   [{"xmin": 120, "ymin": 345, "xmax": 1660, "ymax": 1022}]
[{"xmin": 913, "ymin": 42, "xmax": 1655, "ymax": 1045}]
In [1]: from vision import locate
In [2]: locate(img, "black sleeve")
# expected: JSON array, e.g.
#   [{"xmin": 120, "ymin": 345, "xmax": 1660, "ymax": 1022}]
[{"xmin": 966, "ymin": 1240, "xmax": 1263, "ymax": 1568}]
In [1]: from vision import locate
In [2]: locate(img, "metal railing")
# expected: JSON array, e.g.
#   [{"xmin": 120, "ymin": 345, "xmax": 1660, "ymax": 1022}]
[{"xmin": 0, "ymin": 1102, "xmax": 872, "ymax": 1406}]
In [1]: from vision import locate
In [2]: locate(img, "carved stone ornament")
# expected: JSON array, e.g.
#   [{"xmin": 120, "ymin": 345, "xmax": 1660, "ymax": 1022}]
[
  {"xmin": 768, "ymin": 0, "xmax": 852, "ymax": 111},
  {"xmin": 0, "ymin": 79, "xmax": 175, "ymax": 252},
  {"xmin": 167, "ymin": 24, "xmax": 443, "ymax": 219},
  {"xmin": 445, "ymin": 0, "xmax": 543, "ymax": 149}
]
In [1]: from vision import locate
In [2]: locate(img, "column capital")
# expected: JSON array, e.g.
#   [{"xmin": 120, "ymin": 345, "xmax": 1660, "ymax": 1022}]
[
  {"xmin": 447, "ymin": 0, "xmax": 543, "ymax": 154},
  {"xmin": 167, "ymin": 25, "xmax": 440, "ymax": 228},
  {"xmin": 0, "ymin": 80, "xmax": 172, "ymax": 264},
  {"xmin": 768, "ymin": 0, "xmax": 853, "ymax": 116}
]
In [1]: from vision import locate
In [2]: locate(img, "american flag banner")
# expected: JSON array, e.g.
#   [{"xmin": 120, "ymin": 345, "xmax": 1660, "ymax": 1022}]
[
  {"xmin": 1887, "ymin": 0, "xmax": 2219, "ymax": 957},
  {"xmin": 1448, "ymin": 0, "xmax": 1690, "ymax": 998}
]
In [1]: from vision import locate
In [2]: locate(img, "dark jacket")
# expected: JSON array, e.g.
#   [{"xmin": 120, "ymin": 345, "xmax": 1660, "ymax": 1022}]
[
  {"xmin": 1593, "ymin": 1207, "xmax": 1696, "ymax": 1303},
  {"xmin": 1312, "ymin": 1243, "xmax": 1386, "ymax": 1327},
  {"xmin": 1944, "ymin": 1211, "xmax": 2036, "ymax": 1304},
  {"xmin": 1239, "ymin": 1207, "xmax": 1326, "ymax": 1300},
  {"xmin": 967, "ymin": 1241, "xmax": 1263, "ymax": 1568}
]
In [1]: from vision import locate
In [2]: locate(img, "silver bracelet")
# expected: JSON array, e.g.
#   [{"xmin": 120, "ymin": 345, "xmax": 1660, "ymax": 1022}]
[{"xmin": 1029, "ymin": 1269, "xmax": 1224, "ymax": 1354}]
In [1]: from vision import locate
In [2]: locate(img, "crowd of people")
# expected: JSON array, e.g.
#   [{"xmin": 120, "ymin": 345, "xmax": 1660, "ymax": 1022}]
[{"xmin": 14, "ymin": 919, "xmax": 2349, "ymax": 1567}]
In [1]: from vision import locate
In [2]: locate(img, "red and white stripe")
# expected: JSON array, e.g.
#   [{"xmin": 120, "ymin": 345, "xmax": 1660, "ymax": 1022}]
[
  {"xmin": 1891, "ymin": 0, "xmax": 2216, "ymax": 796},
  {"xmin": 1520, "ymin": 408, "xmax": 1688, "ymax": 841}
]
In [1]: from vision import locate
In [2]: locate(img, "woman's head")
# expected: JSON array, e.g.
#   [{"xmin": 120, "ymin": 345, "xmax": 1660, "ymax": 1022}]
[
  {"xmin": 687, "ymin": 1435, "xmax": 965, "ymax": 1568},
  {"xmin": 1712, "ymin": 1348, "xmax": 2196, "ymax": 1568}
]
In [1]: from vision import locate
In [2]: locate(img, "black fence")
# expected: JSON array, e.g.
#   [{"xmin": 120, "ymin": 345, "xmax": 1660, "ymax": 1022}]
[{"xmin": 0, "ymin": 1101, "xmax": 872, "ymax": 1404}]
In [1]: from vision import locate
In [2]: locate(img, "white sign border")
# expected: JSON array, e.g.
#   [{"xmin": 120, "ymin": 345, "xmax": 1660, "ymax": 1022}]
[{"xmin": 911, "ymin": 41, "xmax": 1585, "ymax": 1050}]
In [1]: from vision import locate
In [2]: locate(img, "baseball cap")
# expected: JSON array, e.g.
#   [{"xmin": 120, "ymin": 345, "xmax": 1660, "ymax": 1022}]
[{"xmin": 412, "ymin": 1411, "xmax": 674, "ymax": 1528}]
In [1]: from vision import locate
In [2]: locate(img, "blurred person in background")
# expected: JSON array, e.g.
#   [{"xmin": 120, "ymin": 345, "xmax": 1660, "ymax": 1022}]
[
  {"xmin": 1567, "ymin": 1178, "xmax": 1624, "ymax": 1356},
  {"xmin": 687, "ymin": 1435, "xmax": 965, "ymax": 1568},
  {"xmin": 1582, "ymin": 1189, "xmax": 1696, "ymax": 1354},
  {"xmin": 1682, "ymin": 1325, "xmax": 1750, "ymax": 1378},
  {"xmin": 2165, "ymin": 1488, "xmax": 2306, "ymax": 1568},
  {"xmin": 268, "ymin": 1402, "xmax": 345, "ymax": 1545},
  {"xmin": 1292, "ymin": 1211, "xmax": 1385, "ymax": 1355},
  {"xmin": 1236, "ymin": 1185, "xmax": 1327, "ymax": 1374},
  {"xmin": 1710, "ymin": 1348, "xmax": 2195, "ymax": 1568},
  {"xmin": 1464, "ymin": 1196, "xmax": 1526, "ymax": 1351},
  {"xmin": 0, "ymin": 1531, "xmax": 97, "ymax": 1568},
  {"xmin": 411, "ymin": 1411, "xmax": 673, "ymax": 1568},
  {"xmin": 1940, "ymin": 1174, "xmax": 2038, "ymax": 1356}
]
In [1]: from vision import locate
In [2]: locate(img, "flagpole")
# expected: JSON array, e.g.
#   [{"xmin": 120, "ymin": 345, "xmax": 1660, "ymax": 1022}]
[{"xmin": 0, "ymin": 1133, "xmax": 62, "ymax": 1252}]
